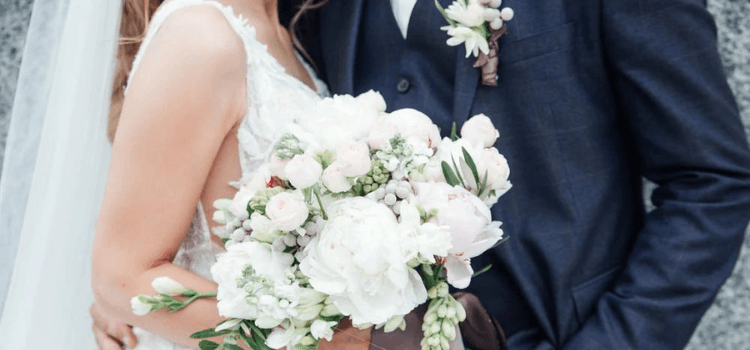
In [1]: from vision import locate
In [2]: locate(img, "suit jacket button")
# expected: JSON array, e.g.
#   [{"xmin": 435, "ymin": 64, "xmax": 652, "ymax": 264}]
[{"xmin": 397, "ymin": 78, "xmax": 411, "ymax": 93}]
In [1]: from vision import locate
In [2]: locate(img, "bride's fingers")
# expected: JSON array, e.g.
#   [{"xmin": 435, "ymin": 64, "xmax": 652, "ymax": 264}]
[
  {"xmin": 93, "ymin": 324, "xmax": 124, "ymax": 350},
  {"xmin": 90, "ymin": 303, "xmax": 138, "ymax": 348}
]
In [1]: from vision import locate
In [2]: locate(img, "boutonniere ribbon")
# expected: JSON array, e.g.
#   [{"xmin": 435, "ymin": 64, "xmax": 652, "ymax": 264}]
[{"xmin": 436, "ymin": 0, "xmax": 515, "ymax": 86}]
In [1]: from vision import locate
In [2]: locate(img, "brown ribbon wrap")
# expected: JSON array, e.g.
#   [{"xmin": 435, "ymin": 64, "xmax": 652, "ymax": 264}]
[
  {"xmin": 369, "ymin": 292, "xmax": 507, "ymax": 349},
  {"xmin": 474, "ymin": 26, "xmax": 509, "ymax": 87}
]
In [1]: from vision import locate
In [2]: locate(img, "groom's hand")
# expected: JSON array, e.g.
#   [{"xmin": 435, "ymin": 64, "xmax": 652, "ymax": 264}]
[{"xmin": 90, "ymin": 303, "xmax": 138, "ymax": 349}]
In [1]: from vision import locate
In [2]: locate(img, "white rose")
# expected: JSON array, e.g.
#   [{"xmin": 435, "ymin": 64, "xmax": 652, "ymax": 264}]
[
  {"xmin": 284, "ymin": 154, "xmax": 323, "ymax": 189},
  {"xmin": 211, "ymin": 242, "xmax": 295, "ymax": 319},
  {"xmin": 321, "ymin": 162, "xmax": 352, "ymax": 193},
  {"xmin": 336, "ymin": 140, "xmax": 372, "ymax": 177},
  {"xmin": 151, "ymin": 277, "xmax": 184, "ymax": 295},
  {"xmin": 412, "ymin": 182, "xmax": 504, "ymax": 288},
  {"xmin": 266, "ymin": 191, "xmax": 309, "ymax": 232},
  {"xmin": 268, "ymin": 153, "xmax": 291, "ymax": 179},
  {"xmin": 310, "ymin": 319, "xmax": 337, "ymax": 341},
  {"xmin": 229, "ymin": 166, "xmax": 272, "ymax": 219},
  {"xmin": 461, "ymin": 114, "xmax": 499, "ymax": 148},
  {"xmin": 131, "ymin": 296, "xmax": 152, "ymax": 316},
  {"xmin": 478, "ymin": 147, "xmax": 512, "ymax": 204},
  {"xmin": 355, "ymin": 89, "xmax": 387, "ymax": 113},
  {"xmin": 300, "ymin": 198, "xmax": 427, "ymax": 325},
  {"xmin": 368, "ymin": 109, "xmax": 441, "ymax": 150}
]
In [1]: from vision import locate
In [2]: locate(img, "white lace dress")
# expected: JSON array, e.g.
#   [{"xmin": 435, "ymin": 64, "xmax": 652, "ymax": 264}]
[{"xmin": 124, "ymin": 1, "xmax": 329, "ymax": 349}]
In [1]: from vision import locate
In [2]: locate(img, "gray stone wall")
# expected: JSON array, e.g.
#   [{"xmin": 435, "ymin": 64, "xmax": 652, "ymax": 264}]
[
  {"xmin": 0, "ymin": 0, "xmax": 748, "ymax": 348},
  {"xmin": 0, "ymin": 0, "xmax": 34, "ymax": 174}
]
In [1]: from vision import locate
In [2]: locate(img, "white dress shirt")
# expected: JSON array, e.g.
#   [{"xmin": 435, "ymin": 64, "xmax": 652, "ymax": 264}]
[{"xmin": 391, "ymin": 0, "xmax": 418, "ymax": 38}]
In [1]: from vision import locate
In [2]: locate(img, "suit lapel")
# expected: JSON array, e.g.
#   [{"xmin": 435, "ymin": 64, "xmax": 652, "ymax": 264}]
[
  {"xmin": 452, "ymin": 47, "xmax": 481, "ymax": 127},
  {"xmin": 320, "ymin": 0, "xmax": 365, "ymax": 95}
]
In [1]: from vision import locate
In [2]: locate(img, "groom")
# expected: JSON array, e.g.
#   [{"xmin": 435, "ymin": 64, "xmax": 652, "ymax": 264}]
[
  {"xmin": 94, "ymin": 0, "xmax": 750, "ymax": 349},
  {"xmin": 290, "ymin": 0, "xmax": 750, "ymax": 349}
]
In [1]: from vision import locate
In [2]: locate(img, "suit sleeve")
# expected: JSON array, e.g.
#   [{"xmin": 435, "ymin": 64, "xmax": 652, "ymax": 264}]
[{"xmin": 562, "ymin": 1, "xmax": 750, "ymax": 349}]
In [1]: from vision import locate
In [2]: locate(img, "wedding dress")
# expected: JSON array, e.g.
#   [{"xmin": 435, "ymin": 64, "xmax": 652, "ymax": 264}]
[{"xmin": 124, "ymin": 1, "xmax": 328, "ymax": 348}]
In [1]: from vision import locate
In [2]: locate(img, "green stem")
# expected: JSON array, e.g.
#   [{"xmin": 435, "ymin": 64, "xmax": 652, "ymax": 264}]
[
  {"xmin": 169, "ymin": 292, "xmax": 218, "ymax": 312},
  {"xmin": 313, "ymin": 186, "xmax": 328, "ymax": 220}
]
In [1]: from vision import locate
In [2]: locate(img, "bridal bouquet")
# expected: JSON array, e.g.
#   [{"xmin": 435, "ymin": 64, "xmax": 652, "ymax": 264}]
[{"xmin": 132, "ymin": 91, "xmax": 511, "ymax": 350}]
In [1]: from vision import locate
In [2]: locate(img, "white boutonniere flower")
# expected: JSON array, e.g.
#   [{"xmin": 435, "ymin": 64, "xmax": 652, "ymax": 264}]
[{"xmin": 436, "ymin": 0, "xmax": 515, "ymax": 86}]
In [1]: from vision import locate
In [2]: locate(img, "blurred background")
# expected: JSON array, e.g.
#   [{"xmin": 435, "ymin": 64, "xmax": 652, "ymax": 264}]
[{"xmin": 0, "ymin": 0, "xmax": 748, "ymax": 348}]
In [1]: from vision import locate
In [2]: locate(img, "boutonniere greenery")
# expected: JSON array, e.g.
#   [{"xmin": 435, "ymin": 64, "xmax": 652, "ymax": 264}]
[{"xmin": 435, "ymin": 0, "xmax": 514, "ymax": 86}]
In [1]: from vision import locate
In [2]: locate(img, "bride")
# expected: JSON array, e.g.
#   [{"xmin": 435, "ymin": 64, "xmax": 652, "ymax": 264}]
[{"xmin": 88, "ymin": 0, "xmax": 378, "ymax": 348}]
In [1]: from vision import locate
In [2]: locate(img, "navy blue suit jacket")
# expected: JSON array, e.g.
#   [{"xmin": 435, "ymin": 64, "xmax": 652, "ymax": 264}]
[{"xmin": 285, "ymin": 0, "xmax": 750, "ymax": 348}]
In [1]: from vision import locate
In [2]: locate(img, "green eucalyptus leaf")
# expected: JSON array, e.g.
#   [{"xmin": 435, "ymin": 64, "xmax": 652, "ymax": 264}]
[
  {"xmin": 462, "ymin": 147, "xmax": 480, "ymax": 185},
  {"xmin": 450, "ymin": 155, "xmax": 467, "ymax": 188},
  {"xmin": 441, "ymin": 161, "xmax": 460, "ymax": 186},
  {"xmin": 198, "ymin": 340, "xmax": 219, "ymax": 350},
  {"xmin": 191, "ymin": 328, "xmax": 232, "ymax": 339}
]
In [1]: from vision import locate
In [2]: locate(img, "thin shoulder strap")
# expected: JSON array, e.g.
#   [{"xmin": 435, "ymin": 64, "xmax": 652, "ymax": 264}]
[{"xmin": 126, "ymin": 0, "xmax": 252, "ymax": 93}]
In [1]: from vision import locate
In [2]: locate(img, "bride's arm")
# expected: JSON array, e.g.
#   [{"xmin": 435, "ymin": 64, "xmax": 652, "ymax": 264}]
[{"xmin": 92, "ymin": 9, "xmax": 247, "ymax": 348}]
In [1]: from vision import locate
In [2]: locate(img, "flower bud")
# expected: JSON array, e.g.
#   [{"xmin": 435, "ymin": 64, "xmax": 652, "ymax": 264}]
[
  {"xmin": 437, "ymin": 305, "xmax": 447, "ymax": 318},
  {"xmin": 500, "ymin": 7, "xmax": 514, "ymax": 21},
  {"xmin": 489, "ymin": 0, "xmax": 502, "ymax": 8},
  {"xmin": 490, "ymin": 17, "xmax": 504, "ymax": 30},
  {"xmin": 151, "ymin": 277, "xmax": 185, "ymax": 295},
  {"xmin": 131, "ymin": 295, "xmax": 153, "ymax": 316},
  {"xmin": 230, "ymin": 228, "xmax": 246, "ymax": 242}
]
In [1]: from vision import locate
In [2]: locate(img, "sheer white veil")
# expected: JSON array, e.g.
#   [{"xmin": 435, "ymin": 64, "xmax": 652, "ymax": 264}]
[{"xmin": 0, "ymin": 0, "xmax": 121, "ymax": 347}]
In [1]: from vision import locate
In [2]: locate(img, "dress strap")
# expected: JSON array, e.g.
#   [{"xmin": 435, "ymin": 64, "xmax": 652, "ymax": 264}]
[{"xmin": 126, "ymin": 0, "xmax": 254, "ymax": 93}]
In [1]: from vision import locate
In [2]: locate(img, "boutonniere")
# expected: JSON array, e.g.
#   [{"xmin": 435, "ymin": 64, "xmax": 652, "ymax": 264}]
[{"xmin": 435, "ymin": 0, "xmax": 514, "ymax": 86}]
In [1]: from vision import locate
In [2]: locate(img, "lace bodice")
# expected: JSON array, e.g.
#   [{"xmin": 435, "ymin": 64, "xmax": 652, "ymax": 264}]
[{"xmin": 125, "ymin": 1, "xmax": 328, "ymax": 348}]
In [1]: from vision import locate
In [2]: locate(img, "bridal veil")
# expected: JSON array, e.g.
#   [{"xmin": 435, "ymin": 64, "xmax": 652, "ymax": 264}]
[{"xmin": 0, "ymin": 0, "xmax": 121, "ymax": 347}]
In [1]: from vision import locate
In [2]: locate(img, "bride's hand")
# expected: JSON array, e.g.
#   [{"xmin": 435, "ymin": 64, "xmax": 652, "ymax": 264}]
[
  {"xmin": 318, "ymin": 318, "xmax": 371, "ymax": 350},
  {"xmin": 90, "ymin": 302, "xmax": 138, "ymax": 350}
]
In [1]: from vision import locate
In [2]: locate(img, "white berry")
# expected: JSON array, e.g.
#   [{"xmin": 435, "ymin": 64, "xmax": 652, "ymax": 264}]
[
  {"xmin": 384, "ymin": 193, "xmax": 397, "ymax": 205},
  {"xmin": 500, "ymin": 8, "xmax": 514, "ymax": 21},
  {"xmin": 489, "ymin": 0, "xmax": 502, "ymax": 8},
  {"xmin": 490, "ymin": 18, "xmax": 504, "ymax": 30}
]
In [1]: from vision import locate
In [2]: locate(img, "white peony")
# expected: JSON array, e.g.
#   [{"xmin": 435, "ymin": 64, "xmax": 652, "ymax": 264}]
[
  {"xmin": 321, "ymin": 162, "xmax": 352, "ymax": 193},
  {"xmin": 265, "ymin": 191, "xmax": 309, "ymax": 232},
  {"xmin": 478, "ymin": 147, "xmax": 512, "ymax": 205},
  {"xmin": 335, "ymin": 140, "xmax": 372, "ymax": 177},
  {"xmin": 356, "ymin": 89, "xmax": 387, "ymax": 113},
  {"xmin": 299, "ymin": 198, "xmax": 427, "ymax": 325},
  {"xmin": 284, "ymin": 154, "xmax": 323, "ymax": 189},
  {"xmin": 368, "ymin": 108, "xmax": 441, "ymax": 151},
  {"xmin": 151, "ymin": 277, "xmax": 184, "ymax": 295},
  {"xmin": 461, "ymin": 114, "xmax": 499, "ymax": 148},
  {"xmin": 398, "ymin": 201, "xmax": 453, "ymax": 264},
  {"xmin": 411, "ymin": 182, "xmax": 504, "ymax": 288},
  {"xmin": 291, "ymin": 93, "xmax": 383, "ymax": 151}
]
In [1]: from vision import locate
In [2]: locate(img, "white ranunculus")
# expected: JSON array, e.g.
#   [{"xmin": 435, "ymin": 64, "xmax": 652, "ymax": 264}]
[
  {"xmin": 131, "ymin": 296, "xmax": 152, "ymax": 316},
  {"xmin": 445, "ymin": 0, "xmax": 486, "ymax": 27},
  {"xmin": 356, "ymin": 89, "xmax": 387, "ymax": 113},
  {"xmin": 310, "ymin": 319, "xmax": 338, "ymax": 341},
  {"xmin": 443, "ymin": 25, "xmax": 490, "ymax": 58},
  {"xmin": 300, "ymin": 198, "xmax": 427, "ymax": 325},
  {"xmin": 336, "ymin": 140, "xmax": 372, "ymax": 177},
  {"xmin": 285, "ymin": 154, "xmax": 323, "ymax": 189},
  {"xmin": 398, "ymin": 201, "xmax": 452, "ymax": 263},
  {"xmin": 268, "ymin": 153, "xmax": 291, "ymax": 179},
  {"xmin": 151, "ymin": 277, "xmax": 184, "ymax": 295},
  {"xmin": 265, "ymin": 191, "xmax": 309, "ymax": 232},
  {"xmin": 321, "ymin": 162, "xmax": 352, "ymax": 193},
  {"xmin": 461, "ymin": 114, "xmax": 499, "ymax": 148},
  {"xmin": 412, "ymin": 182, "xmax": 504, "ymax": 288},
  {"xmin": 211, "ymin": 242, "xmax": 295, "ymax": 319},
  {"xmin": 368, "ymin": 109, "xmax": 441, "ymax": 150}
]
